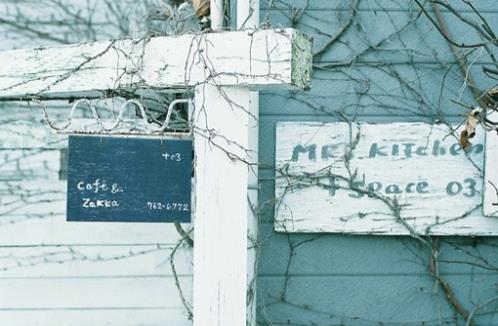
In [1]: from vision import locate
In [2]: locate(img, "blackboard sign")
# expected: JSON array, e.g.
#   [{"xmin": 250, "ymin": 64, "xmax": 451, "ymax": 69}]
[{"xmin": 67, "ymin": 135, "xmax": 192, "ymax": 222}]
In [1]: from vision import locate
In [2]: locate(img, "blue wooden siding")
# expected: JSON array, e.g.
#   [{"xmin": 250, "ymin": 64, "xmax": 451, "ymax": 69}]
[{"xmin": 257, "ymin": 0, "xmax": 498, "ymax": 324}]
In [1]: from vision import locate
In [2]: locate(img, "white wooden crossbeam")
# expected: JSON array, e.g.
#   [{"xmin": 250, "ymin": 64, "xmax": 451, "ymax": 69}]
[{"xmin": 0, "ymin": 28, "xmax": 312, "ymax": 99}]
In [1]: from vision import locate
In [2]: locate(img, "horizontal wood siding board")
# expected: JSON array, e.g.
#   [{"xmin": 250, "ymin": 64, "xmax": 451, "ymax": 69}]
[
  {"xmin": 257, "ymin": 221, "xmax": 498, "ymax": 276},
  {"xmin": 0, "ymin": 149, "xmax": 61, "ymax": 180},
  {"xmin": 0, "ymin": 104, "xmax": 70, "ymax": 150},
  {"xmin": 266, "ymin": 9, "xmax": 498, "ymax": 64},
  {"xmin": 257, "ymin": 221, "xmax": 427, "ymax": 275},
  {"xmin": 0, "ymin": 277, "xmax": 191, "ymax": 309},
  {"xmin": 0, "ymin": 1, "xmax": 121, "ymax": 51},
  {"xmin": 257, "ymin": 275, "xmax": 498, "ymax": 325},
  {"xmin": 0, "ymin": 216, "xmax": 192, "ymax": 245},
  {"xmin": 0, "ymin": 309, "xmax": 190, "ymax": 326},
  {"xmin": 0, "ymin": 121, "xmax": 65, "ymax": 149},
  {"xmin": 261, "ymin": 0, "xmax": 498, "ymax": 12},
  {"xmin": 259, "ymin": 64, "xmax": 484, "ymax": 117},
  {"xmin": 0, "ymin": 245, "xmax": 192, "ymax": 278}
]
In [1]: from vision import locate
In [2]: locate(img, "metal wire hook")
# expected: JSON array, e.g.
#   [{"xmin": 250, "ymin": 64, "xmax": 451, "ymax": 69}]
[
  {"xmin": 36, "ymin": 97, "xmax": 193, "ymax": 134},
  {"xmin": 151, "ymin": 98, "xmax": 192, "ymax": 132}
]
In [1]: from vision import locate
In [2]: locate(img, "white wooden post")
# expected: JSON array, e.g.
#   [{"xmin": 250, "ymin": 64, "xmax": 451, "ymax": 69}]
[
  {"xmin": 237, "ymin": 1, "xmax": 260, "ymax": 325},
  {"xmin": 192, "ymin": 85, "xmax": 250, "ymax": 325},
  {"xmin": 0, "ymin": 26, "xmax": 312, "ymax": 326},
  {"xmin": 192, "ymin": 2, "xmax": 251, "ymax": 324}
]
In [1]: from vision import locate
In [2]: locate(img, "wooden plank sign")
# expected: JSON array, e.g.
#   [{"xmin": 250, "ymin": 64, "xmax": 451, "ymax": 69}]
[
  {"xmin": 67, "ymin": 135, "xmax": 192, "ymax": 222},
  {"xmin": 484, "ymin": 119, "xmax": 498, "ymax": 216},
  {"xmin": 274, "ymin": 122, "xmax": 498, "ymax": 236}
]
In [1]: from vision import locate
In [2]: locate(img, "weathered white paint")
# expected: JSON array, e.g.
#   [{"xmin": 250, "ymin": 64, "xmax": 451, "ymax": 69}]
[
  {"xmin": 0, "ymin": 277, "xmax": 191, "ymax": 309},
  {"xmin": 237, "ymin": 2, "xmax": 260, "ymax": 325},
  {"xmin": 0, "ymin": 121, "xmax": 64, "ymax": 149},
  {"xmin": 0, "ymin": 149, "xmax": 60, "ymax": 180},
  {"xmin": 211, "ymin": 0, "xmax": 224, "ymax": 31},
  {"xmin": 0, "ymin": 245, "xmax": 192, "ymax": 277},
  {"xmin": 0, "ymin": 28, "xmax": 311, "ymax": 99},
  {"xmin": 190, "ymin": 2, "xmax": 272, "ymax": 325},
  {"xmin": 238, "ymin": 0, "xmax": 260, "ymax": 30},
  {"xmin": 484, "ymin": 117, "xmax": 498, "ymax": 217},
  {"xmin": 1, "ymin": 310, "xmax": 190, "ymax": 326},
  {"xmin": 193, "ymin": 3, "xmax": 242, "ymax": 324},
  {"xmin": 192, "ymin": 84, "xmax": 250, "ymax": 324},
  {"xmin": 274, "ymin": 122, "xmax": 496, "ymax": 235}
]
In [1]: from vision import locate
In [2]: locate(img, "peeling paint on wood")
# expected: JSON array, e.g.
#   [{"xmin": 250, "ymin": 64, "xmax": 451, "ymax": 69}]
[
  {"xmin": 484, "ymin": 118, "xmax": 498, "ymax": 217},
  {"xmin": 274, "ymin": 122, "xmax": 497, "ymax": 235},
  {"xmin": 291, "ymin": 31, "xmax": 313, "ymax": 90},
  {"xmin": 0, "ymin": 28, "xmax": 312, "ymax": 99},
  {"xmin": 193, "ymin": 85, "xmax": 249, "ymax": 326}
]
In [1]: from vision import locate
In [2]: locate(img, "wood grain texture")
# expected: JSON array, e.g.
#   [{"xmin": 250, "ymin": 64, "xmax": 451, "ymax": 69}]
[
  {"xmin": 257, "ymin": 274, "xmax": 498, "ymax": 325},
  {"xmin": 0, "ymin": 277, "xmax": 191, "ymax": 309},
  {"xmin": 0, "ymin": 121, "xmax": 64, "ymax": 149},
  {"xmin": 0, "ymin": 309, "xmax": 191, "ymax": 326},
  {"xmin": 0, "ymin": 28, "xmax": 311, "ymax": 99},
  {"xmin": 0, "ymin": 245, "xmax": 192, "ymax": 277},
  {"xmin": 484, "ymin": 113, "xmax": 498, "ymax": 217},
  {"xmin": 237, "ymin": 3, "xmax": 261, "ymax": 325},
  {"xmin": 193, "ymin": 85, "xmax": 249, "ymax": 326},
  {"xmin": 274, "ymin": 122, "xmax": 495, "ymax": 235},
  {"xmin": 258, "ymin": 220, "xmax": 498, "ymax": 275},
  {"xmin": 261, "ymin": 0, "xmax": 498, "ymax": 12},
  {"xmin": 259, "ymin": 65, "xmax": 489, "ymax": 118},
  {"xmin": 0, "ymin": 149, "xmax": 60, "ymax": 180},
  {"xmin": 268, "ymin": 9, "xmax": 498, "ymax": 65}
]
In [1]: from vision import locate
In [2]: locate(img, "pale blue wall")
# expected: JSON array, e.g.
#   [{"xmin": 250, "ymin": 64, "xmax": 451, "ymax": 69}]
[{"xmin": 256, "ymin": 1, "xmax": 498, "ymax": 324}]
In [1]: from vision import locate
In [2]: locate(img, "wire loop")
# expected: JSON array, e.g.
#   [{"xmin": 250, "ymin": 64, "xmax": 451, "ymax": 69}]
[{"xmin": 35, "ymin": 98, "xmax": 193, "ymax": 134}]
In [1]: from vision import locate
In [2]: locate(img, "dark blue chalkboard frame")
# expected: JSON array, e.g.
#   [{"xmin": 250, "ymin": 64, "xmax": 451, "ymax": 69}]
[{"xmin": 67, "ymin": 135, "xmax": 192, "ymax": 223}]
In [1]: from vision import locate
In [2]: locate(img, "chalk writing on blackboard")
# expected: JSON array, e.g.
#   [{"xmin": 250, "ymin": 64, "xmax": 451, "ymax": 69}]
[
  {"xmin": 76, "ymin": 179, "xmax": 124, "ymax": 208},
  {"xmin": 146, "ymin": 202, "xmax": 189, "ymax": 211},
  {"xmin": 162, "ymin": 152, "xmax": 183, "ymax": 161},
  {"xmin": 76, "ymin": 179, "xmax": 124, "ymax": 194},
  {"xmin": 67, "ymin": 135, "xmax": 192, "ymax": 223}
]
